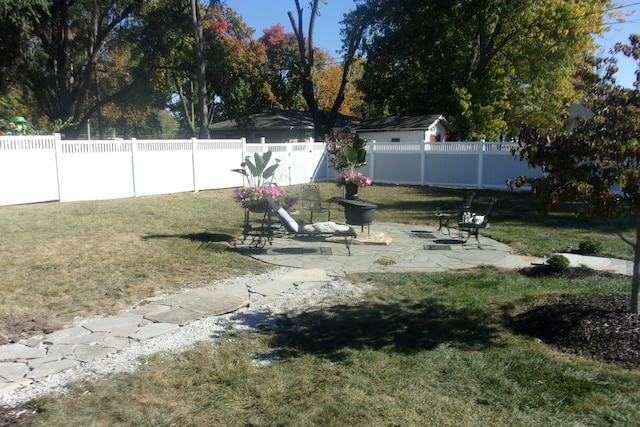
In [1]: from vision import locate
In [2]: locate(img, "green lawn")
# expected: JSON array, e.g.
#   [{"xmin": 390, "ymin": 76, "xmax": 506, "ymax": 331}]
[
  {"xmin": 29, "ymin": 268, "xmax": 639, "ymax": 426},
  {"xmin": 1, "ymin": 184, "xmax": 638, "ymax": 426}
]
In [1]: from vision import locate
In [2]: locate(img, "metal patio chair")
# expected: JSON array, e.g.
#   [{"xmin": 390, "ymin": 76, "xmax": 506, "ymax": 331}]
[{"xmin": 300, "ymin": 184, "xmax": 332, "ymax": 222}]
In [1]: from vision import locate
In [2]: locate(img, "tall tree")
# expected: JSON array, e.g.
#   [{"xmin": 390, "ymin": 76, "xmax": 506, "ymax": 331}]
[
  {"xmin": 191, "ymin": 0, "xmax": 210, "ymax": 138},
  {"xmin": 349, "ymin": 0, "xmax": 609, "ymax": 140},
  {"xmin": 513, "ymin": 35, "xmax": 640, "ymax": 313},
  {"xmin": 259, "ymin": 24, "xmax": 307, "ymax": 110},
  {"xmin": 138, "ymin": 1, "xmax": 265, "ymax": 135},
  {"xmin": 7, "ymin": 0, "xmax": 148, "ymax": 138},
  {"xmin": 206, "ymin": 7, "xmax": 272, "ymax": 120},
  {"xmin": 315, "ymin": 57, "xmax": 365, "ymax": 117},
  {"xmin": 0, "ymin": 0, "xmax": 49, "ymax": 95},
  {"xmin": 288, "ymin": 0, "xmax": 366, "ymax": 138}
]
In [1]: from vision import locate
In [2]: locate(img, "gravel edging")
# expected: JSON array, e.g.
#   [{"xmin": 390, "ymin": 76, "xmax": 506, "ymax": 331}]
[{"xmin": 1, "ymin": 267, "xmax": 371, "ymax": 408}]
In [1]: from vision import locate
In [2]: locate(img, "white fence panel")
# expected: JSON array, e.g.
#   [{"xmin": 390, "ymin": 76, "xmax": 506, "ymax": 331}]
[
  {"xmin": 242, "ymin": 140, "xmax": 327, "ymax": 186},
  {"xmin": 262, "ymin": 143, "xmax": 292, "ymax": 186},
  {"xmin": 132, "ymin": 140, "xmax": 195, "ymax": 197},
  {"xmin": 0, "ymin": 135, "xmax": 59, "ymax": 206},
  {"xmin": 56, "ymin": 140, "xmax": 135, "ymax": 202},
  {"xmin": 370, "ymin": 142, "xmax": 422, "ymax": 185},
  {"xmin": 307, "ymin": 142, "xmax": 329, "ymax": 182},
  {"xmin": 194, "ymin": 139, "xmax": 245, "ymax": 190},
  {"xmin": 481, "ymin": 151, "xmax": 542, "ymax": 189},
  {"xmin": 424, "ymin": 152, "xmax": 480, "ymax": 187},
  {"xmin": 0, "ymin": 135, "xmax": 547, "ymax": 207}
]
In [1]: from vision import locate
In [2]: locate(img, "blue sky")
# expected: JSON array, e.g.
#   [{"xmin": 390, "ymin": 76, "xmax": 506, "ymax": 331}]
[{"xmin": 227, "ymin": 0, "xmax": 639, "ymax": 88}]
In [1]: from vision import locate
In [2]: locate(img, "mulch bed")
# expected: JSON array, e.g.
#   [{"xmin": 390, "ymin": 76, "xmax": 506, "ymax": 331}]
[{"xmin": 511, "ymin": 293, "xmax": 640, "ymax": 370}]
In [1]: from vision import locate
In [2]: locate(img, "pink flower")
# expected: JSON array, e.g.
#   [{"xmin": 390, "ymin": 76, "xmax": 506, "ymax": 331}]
[
  {"xmin": 336, "ymin": 172, "xmax": 372, "ymax": 188},
  {"xmin": 232, "ymin": 185, "xmax": 289, "ymax": 208}
]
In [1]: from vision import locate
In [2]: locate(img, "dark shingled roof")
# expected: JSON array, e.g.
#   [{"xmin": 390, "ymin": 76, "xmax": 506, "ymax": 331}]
[
  {"xmin": 209, "ymin": 110, "xmax": 358, "ymax": 131},
  {"xmin": 354, "ymin": 114, "xmax": 449, "ymax": 132}
]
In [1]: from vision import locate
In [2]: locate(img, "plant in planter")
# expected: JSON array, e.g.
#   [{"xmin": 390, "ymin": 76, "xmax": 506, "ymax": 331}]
[
  {"xmin": 326, "ymin": 133, "xmax": 371, "ymax": 200},
  {"xmin": 231, "ymin": 151, "xmax": 287, "ymax": 211}
]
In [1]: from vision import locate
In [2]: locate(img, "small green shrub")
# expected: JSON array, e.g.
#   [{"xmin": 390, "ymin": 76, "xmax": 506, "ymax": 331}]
[
  {"xmin": 578, "ymin": 238, "xmax": 602, "ymax": 255},
  {"xmin": 547, "ymin": 254, "xmax": 570, "ymax": 271}
]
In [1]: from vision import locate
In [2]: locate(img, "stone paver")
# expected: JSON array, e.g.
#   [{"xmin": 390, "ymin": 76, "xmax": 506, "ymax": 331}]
[{"xmin": 0, "ymin": 222, "xmax": 632, "ymax": 401}]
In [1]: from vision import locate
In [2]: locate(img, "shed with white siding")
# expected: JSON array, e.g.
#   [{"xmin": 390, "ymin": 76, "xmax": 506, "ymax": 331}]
[{"xmin": 354, "ymin": 115, "xmax": 450, "ymax": 143}]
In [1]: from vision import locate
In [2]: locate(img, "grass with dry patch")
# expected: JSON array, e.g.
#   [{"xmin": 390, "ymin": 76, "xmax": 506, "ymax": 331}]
[
  {"xmin": 27, "ymin": 268, "xmax": 640, "ymax": 426},
  {"xmin": 0, "ymin": 183, "xmax": 634, "ymax": 325}
]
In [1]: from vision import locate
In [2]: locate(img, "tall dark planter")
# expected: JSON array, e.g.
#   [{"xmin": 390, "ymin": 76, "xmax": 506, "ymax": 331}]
[{"xmin": 344, "ymin": 182, "xmax": 359, "ymax": 200}]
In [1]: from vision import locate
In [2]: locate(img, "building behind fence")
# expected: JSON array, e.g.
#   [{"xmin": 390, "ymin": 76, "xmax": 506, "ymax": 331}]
[{"xmin": 0, "ymin": 134, "xmax": 541, "ymax": 207}]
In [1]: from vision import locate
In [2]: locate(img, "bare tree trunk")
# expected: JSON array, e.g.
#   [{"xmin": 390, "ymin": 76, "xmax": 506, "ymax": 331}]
[
  {"xmin": 191, "ymin": 0, "xmax": 209, "ymax": 139},
  {"xmin": 288, "ymin": 0, "xmax": 365, "ymax": 139},
  {"xmin": 632, "ymin": 216, "xmax": 640, "ymax": 313}
]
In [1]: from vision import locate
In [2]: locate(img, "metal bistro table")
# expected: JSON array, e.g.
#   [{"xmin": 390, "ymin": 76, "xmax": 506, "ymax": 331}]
[
  {"xmin": 435, "ymin": 211, "xmax": 454, "ymax": 235},
  {"xmin": 241, "ymin": 208, "xmax": 281, "ymax": 250}
]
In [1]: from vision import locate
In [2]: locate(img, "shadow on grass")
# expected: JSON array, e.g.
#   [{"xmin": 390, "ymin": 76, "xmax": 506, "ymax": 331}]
[
  {"xmin": 343, "ymin": 185, "xmax": 633, "ymax": 238},
  {"xmin": 142, "ymin": 232, "xmax": 235, "ymax": 251},
  {"xmin": 267, "ymin": 297, "xmax": 501, "ymax": 360}
]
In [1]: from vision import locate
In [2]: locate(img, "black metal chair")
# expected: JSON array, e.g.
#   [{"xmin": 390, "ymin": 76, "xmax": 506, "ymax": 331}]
[
  {"xmin": 300, "ymin": 185, "xmax": 331, "ymax": 222},
  {"xmin": 458, "ymin": 198, "xmax": 497, "ymax": 248},
  {"xmin": 436, "ymin": 191, "xmax": 476, "ymax": 234}
]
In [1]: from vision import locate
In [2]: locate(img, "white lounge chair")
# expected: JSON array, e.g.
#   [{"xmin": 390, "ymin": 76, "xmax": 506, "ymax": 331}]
[{"xmin": 267, "ymin": 198, "xmax": 357, "ymax": 255}]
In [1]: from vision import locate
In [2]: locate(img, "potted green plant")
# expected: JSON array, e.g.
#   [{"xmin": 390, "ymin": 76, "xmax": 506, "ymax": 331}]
[
  {"xmin": 326, "ymin": 133, "xmax": 371, "ymax": 200},
  {"xmin": 231, "ymin": 151, "xmax": 287, "ymax": 212},
  {"xmin": 326, "ymin": 133, "xmax": 377, "ymax": 230}
]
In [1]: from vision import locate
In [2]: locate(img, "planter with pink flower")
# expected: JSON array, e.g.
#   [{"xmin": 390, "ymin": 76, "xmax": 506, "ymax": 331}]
[
  {"xmin": 327, "ymin": 134, "xmax": 372, "ymax": 200},
  {"xmin": 326, "ymin": 133, "xmax": 377, "ymax": 230},
  {"xmin": 231, "ymin": 151, "xmax": 291, "ymax": 212}
]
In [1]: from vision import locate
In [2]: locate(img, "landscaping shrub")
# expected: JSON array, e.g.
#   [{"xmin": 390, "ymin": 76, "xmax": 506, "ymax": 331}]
[
  {"xmin": 547, "ymin": 254, "xmax": 570, "ymax": 271},
  {"xmin": 578, "ymin": 238, "xmax": 602, "ymax": 255}
]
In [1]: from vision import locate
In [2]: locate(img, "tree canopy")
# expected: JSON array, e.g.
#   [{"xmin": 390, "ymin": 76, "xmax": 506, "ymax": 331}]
[
  {"xmin": 0, "ymin": 0, "xmax": 618, "ymax": 139},
  {"xmin": 346, "ymin": 0, "xmax": 609, "ymax": 140},
  {"xmin": 514, "ymin": 35, "xmax": 640, "ymax": 313}
]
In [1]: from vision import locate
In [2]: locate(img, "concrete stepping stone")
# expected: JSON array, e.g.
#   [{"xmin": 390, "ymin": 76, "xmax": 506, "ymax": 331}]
[
  {"xmin": 45, "ymin": 344, "xmax": 76, "ymax": 359},
  {"xmin": 221, "ymin": 282, "xmax": 250, "ymax": 300},
  {"xmin": 26, "ymin": 359, "xmax": 79, "ymax": 379},
  {"xmin": 74, "ymin": 345, "xmax": 117, "ymax": 362},
  {"xmin": 130, "ymin": 303, "xmax": 172, "ymax": 317},
  {"xmin": 0, "ymin": 362, "xmax": 29, "ymax": 381},
  {"xmin": 130, "ymin": 323, "xmax": 180, "ymax": 341},
  {"xmin": 165, "ymin": 289, "xmax": 249, "ymax": 316},
  {"xmin": 44, "ymin": 326, "xmax": 92, "ymax": 345},
  {"xmin": 145, "ymin": 307, "xmax": 201, "ymax": 326},
  {"xmin": 249, "ymin": 280, "xmax": 295, "ymax": 296},
  {"xmin": 0, "ymin": 344, "xmax": 47, "ymax": 362},
  {"xmin": 82, "ymin": 312, "xmax": 144, "ymax": 335}
]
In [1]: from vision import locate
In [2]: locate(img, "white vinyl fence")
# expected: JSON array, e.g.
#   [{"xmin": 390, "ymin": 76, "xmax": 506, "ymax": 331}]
[{"xmin": 0, "ymin": 134, "xmax": 541, "ymax": 207}]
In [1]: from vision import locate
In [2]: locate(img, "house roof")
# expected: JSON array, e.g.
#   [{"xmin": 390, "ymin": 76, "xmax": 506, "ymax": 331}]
[
  {"xmin": 354, "ymin": 114, "xmax": 449, "ymax": 132},
  {"xmin": 209, "ymin": 110, "xmax": 358, "ymax": 131}
]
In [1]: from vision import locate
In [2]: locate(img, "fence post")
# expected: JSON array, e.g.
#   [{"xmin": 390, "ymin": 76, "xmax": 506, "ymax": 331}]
[
  {"xmin": 477, "ymin": 141, "xmax": 485, "ymax": 189},
  {"xmin": 369, "ymin": 140, "xmax": 375, "ymax": 184},
  {"xmin": 286, "ymin": 141, "xmax": 292, "ymax": 186},
  {"xmin": 191, "ymin": 137, "xmax": 198, "ymax": 192},
  {"xmin": 130, "ymin": 138, "xmax": 138, "ymax": 197},
  {"xmin": 53, "ymin": 133, "xmax": 63, "ymax": 202},
  {"xmin": 307, "ymin": 137, "xmax": 314, "ymax": 183},
  {"xmin": 240, "ymin": 138, "xmax": 247, "ymax": 187},
  {"xmin": 420, "ymin": 141, "xmax": 426, "ymax": 185}
]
